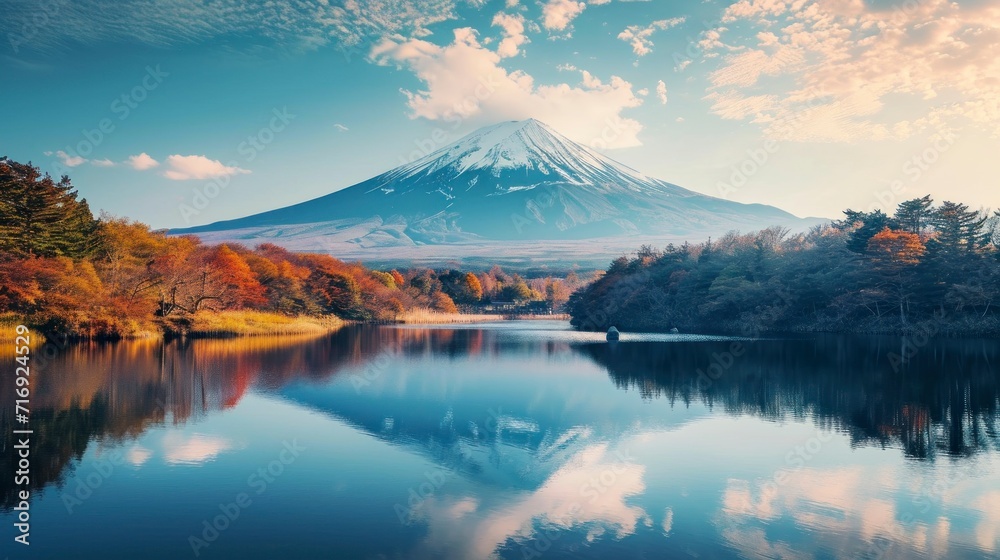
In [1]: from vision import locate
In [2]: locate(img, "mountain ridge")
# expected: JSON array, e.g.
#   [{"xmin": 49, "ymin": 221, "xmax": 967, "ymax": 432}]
[{"xmin": 173, "ymin": 119, "xmax": 823, "ymax": 266}]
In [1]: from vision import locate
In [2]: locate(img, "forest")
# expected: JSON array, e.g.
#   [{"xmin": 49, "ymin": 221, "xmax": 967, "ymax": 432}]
[
  {"xmin": 0, "ymin": 159, "xmax": 583, "ymax": 338},
  {"xmin": 569, "ymin": 195, "xmax": 1000, "ymax": 335},
  {"xmin": 7, "ymin": 155, "xmax": 1000, "ymax": 338}
]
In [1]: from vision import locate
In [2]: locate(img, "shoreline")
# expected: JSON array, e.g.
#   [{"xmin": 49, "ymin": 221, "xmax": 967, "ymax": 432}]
[
  {"xmin": 12, "ymin": 311, "xmax": 999, "ymax": 342},
  {"xmin": 572, "ymin": 324, "xmax": 1000, "ymax": 339},
  {"xmin": 5, "ymin": 310, "xmax": 573, "ymax": 342}
]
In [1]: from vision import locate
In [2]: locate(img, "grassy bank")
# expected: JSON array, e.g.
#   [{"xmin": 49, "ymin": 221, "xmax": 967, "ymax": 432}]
[
  {"xmin": 6, "ymin": 309, "xmax": 568, "ymax": 341},
  {"xmin": 392, "ymin": 310, "xmax": 570, "ymax": 323},
  {"xmin": 395, "ymin": 309, "xmax": 505, "ymax": 324},
  {"xmin": 3, "ymin": 311, "xmax": 343, "ymax": 340},
  {"xmin": 0, "ymin": 313, "xmax": 45, "ymax": 343},
  {"xmin": 175, "ymin": 311, "xmax": 344, "ymax": 338}
]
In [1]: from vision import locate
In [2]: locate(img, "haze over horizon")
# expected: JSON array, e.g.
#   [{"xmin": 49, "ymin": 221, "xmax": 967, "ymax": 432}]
[{"xmin": 4, "ymin": 0, "xmax": 1000, "ymax": 230}]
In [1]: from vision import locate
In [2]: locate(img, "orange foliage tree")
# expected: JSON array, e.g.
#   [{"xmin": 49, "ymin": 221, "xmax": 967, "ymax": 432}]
[{"xmin": 867, "ymin": 228, "xmax": 927, "ymax": 324}]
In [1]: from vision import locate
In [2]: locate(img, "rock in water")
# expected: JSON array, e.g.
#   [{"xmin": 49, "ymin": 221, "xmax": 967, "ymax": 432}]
[
  {"xmin": 607, "ymin": 326, "xmax": 620, "ymax": 341},
  {"xmin": 669, "ymin": 327, "xmax": 679, "ymax": 334}
]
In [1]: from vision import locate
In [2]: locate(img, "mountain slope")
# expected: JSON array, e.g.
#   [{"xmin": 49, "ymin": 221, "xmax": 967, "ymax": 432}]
[{"xmin": 173, "ymin": 119, "xmax": 821, "ymax": 264}]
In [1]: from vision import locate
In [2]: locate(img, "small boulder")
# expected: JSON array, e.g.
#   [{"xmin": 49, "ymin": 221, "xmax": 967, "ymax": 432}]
[{"xmin": 606, "ymin": 326, "xmax": 620, "ymax": 341}]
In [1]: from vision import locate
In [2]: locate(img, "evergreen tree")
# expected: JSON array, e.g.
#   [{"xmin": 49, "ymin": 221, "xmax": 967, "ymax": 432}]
[
  {"xmin": 835, "ymin": 209, "xmax": 897, "ymax": 253},
  {"xmin": 0, "ymin": 158, "xmax": 99, "ymax": 258},
  {"xmin": 931, "ymin": 201, "xmax": 988, "ymax": 255},
  {"xmin": 894, "ymin": 195, "xmax": 934, "ymax": 235}
]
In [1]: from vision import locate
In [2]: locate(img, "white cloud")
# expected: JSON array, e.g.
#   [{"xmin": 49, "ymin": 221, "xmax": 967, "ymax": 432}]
[
  {"xmin": 126, "ymin": 445, "xmax": 152, "ymax": 466},
  {"xmin": 161, "ymin": 433, "xmax": 231, "ymax": 465},
  {"xmin": 662, "ymin": 507, "xmax": 674, "ymax": 534},
  {"xmin": 371, "ymin": 27, "xmax": 644, "ymax": 148},
  {"xmin": 91, "ymin": 158, "xmax": 116, "ymax": 167},
  {"xmin": 334, "ymin": 123, "xmax": 349, "ymax": 132},
  {"xmin": 637, "ymin": 88, "xmax": 649, "ymax": 96},
  {"xmin": 972, "ymin": 492, "xmax": 1000, "ymax": 554},
  {"xmin": 7, "ymin": 0, "xmax": 466, "ymax": 56},
  {"xmin": 722, "ymin": 0, "xmax": 790, "ymax": 24},
  {"xmin": 697, "ymin": 27, "xmax": 730, "ymax": 53},
  {"xmin": 705, "ymin": 0, "xmax": 1000, "ymax": 142},
  {"xmin": 617, "ymin": 17, "xmax": 685, "ymax": 56},
  {"xmin": 656, "ymin": 80, "xmax": 668, "ymax": 104},
  {"xmin": 414, "ymin": 443, "xmax": 648, "ymax": 559},
  {"xmin": 162, "ymin": 155, "xmax": 250, "ymax": 180},
  {"xmin": 541, "ymin": 0, "xmax": 586, "ymax": 32},
  {"xmin": 44, "ymin": 150, "xmax": 86, "ymax": 167},
  {"xmin": 716, "ymin": 463, "xmax": 999, "ymax": 560},
  {"xmin": 127, "ymin": 152, "xmax": 160, "ymax": 170},
  {"xmin": 492, "ymin": 12, "xmax": 528, "ymax": 58}
]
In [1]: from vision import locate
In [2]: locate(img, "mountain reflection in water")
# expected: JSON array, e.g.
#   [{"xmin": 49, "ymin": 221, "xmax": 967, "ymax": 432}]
[{"xmin": 1, "ymin": 322, "xmax": 997, "ymax": 559}]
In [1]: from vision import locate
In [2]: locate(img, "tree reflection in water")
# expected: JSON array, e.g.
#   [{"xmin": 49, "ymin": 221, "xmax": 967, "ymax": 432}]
[{"xmin": 2, "ymin": 326, "xmax": 997, "ymax": 511}]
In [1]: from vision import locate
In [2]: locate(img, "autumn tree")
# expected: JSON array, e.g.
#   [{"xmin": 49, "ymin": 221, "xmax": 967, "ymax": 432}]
[
  {"xmin": 371, "ymin": 270, "xmax": 397, "ymax": 289},
  {"xmin": 432, "ymin": 291, "xmax": 459, "ymax": 313},
  {"xmin": 868, "ymin": 228, "xmax": 926, "ymax": 267},
  {"xmin": 184, "ymin": 244, "xmax": 266, "ymax": 312},
  {"xmin": 390, "ymin": 269, "xmax": 405, "ymax": 288},
  {"xmin": 835, "ymin": 209, "xmax": 897, "ymax": 254},
  {"xmin": 499, "ymin": 276, "xmax": 535, "ymax": 302},
  {"xmin": 864, "ymin": 228, "xmax": 926, "ymax": 324},
  {"xmin": 309, "ymin": 268, "xmax": 367, "ymax": 320},
  {"xmin": 0, "ymin": 257, "xmax": 49, "ymax": 313},
  {"xmin": 96, "ymin": 215, "xmax": 170, "ymax": 315},
  {"xmin": 544, "ymin": 279, "xmax": 571, "ymax": 310},
  {"xmin": 149, "ymin": 236, "xmax": 200, "ymax": 317},
  {"xmin": 464, "ymin": 272, "xmax": 483, "ymax": 302}
]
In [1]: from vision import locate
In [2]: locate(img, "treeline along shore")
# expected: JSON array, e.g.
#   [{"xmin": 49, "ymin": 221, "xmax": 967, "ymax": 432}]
[
  {"xmin": 0, "ymin": 159, "xmax": 587, "ymax": 340},
  {"xmin": 5, "ymin": 157, "xmax": 1000, "ymax": 339},
  {"xmin": 569, "ymin": 195, "xmax": 1000, "ymax": 336}
]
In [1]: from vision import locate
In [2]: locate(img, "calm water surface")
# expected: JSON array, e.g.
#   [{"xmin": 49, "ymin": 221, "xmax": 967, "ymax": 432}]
[{"xmin": 2, "ymin": 321, "xmax": 999, "ymax": 559}]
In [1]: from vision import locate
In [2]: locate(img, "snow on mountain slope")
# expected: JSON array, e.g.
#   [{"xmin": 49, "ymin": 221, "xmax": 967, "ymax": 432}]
[
  {"xmin": 381, "ymin": 118, "xmax": 654, "ymax": 188},
  {"xmin": 173, "ymin": 118, "xmax": 822, "ymax": 262}
]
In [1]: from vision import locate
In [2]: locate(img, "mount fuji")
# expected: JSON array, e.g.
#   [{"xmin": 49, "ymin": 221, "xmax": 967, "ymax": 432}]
[{"xmin": 173, "ymin": 119, "xmax": 821, "ymax": 267}]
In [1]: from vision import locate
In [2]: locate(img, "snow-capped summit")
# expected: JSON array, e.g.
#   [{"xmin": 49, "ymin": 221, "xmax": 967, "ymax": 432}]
[
  {"xmin": 173, "ymin": 119, "xmax": 821, "ymax": 266},
  {"xmin": 386, "ymin": 118, "xmax": 650, "ymax": 187}
]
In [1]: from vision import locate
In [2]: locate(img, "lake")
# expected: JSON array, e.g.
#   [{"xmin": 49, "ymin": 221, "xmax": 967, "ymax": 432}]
[{"xmin": 3, "ymin": 320, "xmax": 999, "ymax": 559}]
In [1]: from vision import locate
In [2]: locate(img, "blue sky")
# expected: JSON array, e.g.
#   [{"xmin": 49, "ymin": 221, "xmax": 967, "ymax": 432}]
[{"xmin": 3, "ymin": 0, "xmax": 999, "ymax": 229}]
